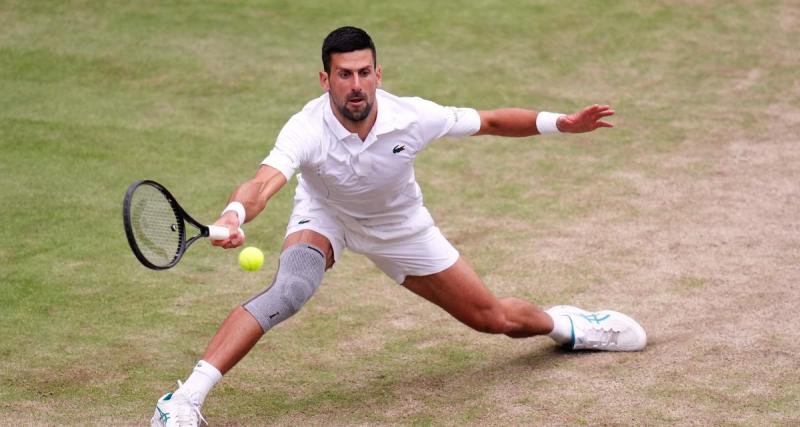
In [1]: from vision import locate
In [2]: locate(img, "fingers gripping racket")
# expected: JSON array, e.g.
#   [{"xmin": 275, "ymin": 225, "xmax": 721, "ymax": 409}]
[{"xmin": 123, "ymin": 180, "xmax": 242, "ymax": 270}]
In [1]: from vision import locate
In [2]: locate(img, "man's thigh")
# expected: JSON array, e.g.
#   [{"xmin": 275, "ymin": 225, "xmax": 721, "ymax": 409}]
[
  {"xmin": 402, "ymin": 257, "xmax": 504, "ymax": 330},
  {"xmin": 283, "ymin": 229, "xmax": 335, "ymax": 270}
]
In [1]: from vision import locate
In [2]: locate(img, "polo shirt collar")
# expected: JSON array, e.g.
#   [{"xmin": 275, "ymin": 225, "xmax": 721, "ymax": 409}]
[
  {"xmin": 322, "ymin": 96, "xmax": 353, "ymax": 141},
  {"xmin": 371, "ymin": 89, "xmax": 397, "ymax": 136}
]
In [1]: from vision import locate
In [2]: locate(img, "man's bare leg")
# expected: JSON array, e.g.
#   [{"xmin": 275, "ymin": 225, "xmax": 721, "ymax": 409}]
[
  {"xmin": 200, "ymin": 306, "xmax": 263, "ymax": 375},
  {"xmin": 403, "ymin": 256, "xmax": 647, "ymax": 351},
  {"xmin": 403, "ymin": 256, "xmax": 554, "ymax": 338}
]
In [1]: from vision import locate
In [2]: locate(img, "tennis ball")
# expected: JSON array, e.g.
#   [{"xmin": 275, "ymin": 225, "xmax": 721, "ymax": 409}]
[{"xmin": 238, "ymin": 246, "xmax": 264, "ymax": 272}]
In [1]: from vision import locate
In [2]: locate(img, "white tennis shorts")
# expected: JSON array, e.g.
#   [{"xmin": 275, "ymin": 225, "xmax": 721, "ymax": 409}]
[{"xmin": 285, "ymin": 197, "xmax": 459, "ymax": 284}]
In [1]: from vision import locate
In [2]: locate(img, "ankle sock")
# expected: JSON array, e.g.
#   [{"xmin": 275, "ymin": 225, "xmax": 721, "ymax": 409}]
[
  {"xmin": 546, "ymin": 312, "xmax": 573, "ymax": 344},
  {"xmin": 178, "ymin": 360, "xmax": 222, "ymax": 406}
]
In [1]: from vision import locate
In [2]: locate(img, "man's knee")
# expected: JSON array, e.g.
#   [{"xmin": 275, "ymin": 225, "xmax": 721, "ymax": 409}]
[{"xmin": 242, "ymin": 243, "xmax": 326, "ymax": 332}]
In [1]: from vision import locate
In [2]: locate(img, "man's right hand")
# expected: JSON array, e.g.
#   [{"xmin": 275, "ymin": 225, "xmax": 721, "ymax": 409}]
[
  {"xmin": 209, "ymin": 165, "xmax": 288, "ymax": 250},
  {"xmin": 211, "ymin": 211, "xmax": 246, "ymax": 249}
]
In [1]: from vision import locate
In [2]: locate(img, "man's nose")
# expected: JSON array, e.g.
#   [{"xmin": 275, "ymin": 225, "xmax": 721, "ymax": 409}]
[{"xmin": 351, "ymin": 74, "xmax": 361, "ymax": 91}]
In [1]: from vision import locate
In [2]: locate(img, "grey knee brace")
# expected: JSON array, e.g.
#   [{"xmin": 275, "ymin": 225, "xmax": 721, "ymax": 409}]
[{"xmin": 242, "ymin": 244, "xmax": 326, "ymax": 332}]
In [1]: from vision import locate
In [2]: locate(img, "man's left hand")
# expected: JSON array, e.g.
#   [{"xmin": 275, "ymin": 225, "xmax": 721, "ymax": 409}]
[{"xmin": 557, "ymin": 104, "xmax": 615, "ymax": 133}]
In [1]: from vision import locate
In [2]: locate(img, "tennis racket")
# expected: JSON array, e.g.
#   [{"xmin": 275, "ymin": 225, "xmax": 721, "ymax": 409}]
[{"xmin": 123, "ymin": 180, "xmax": 242, "ymax": 270}]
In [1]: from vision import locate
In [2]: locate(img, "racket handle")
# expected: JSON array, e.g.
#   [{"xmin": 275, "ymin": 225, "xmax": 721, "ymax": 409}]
[{"xmin": 208, "ymin": 225, "xmax": 245, "ymax": 241}]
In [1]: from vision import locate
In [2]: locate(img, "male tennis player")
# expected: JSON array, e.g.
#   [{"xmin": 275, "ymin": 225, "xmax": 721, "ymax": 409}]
[{"xmin": 151, "ymin": 26, "xmax": 646, "ymax": 426}]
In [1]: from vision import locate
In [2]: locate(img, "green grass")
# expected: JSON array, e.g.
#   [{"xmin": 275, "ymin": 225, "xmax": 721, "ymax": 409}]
[{"xmin": 2, "ymin": 0, "xmax": 799, "ymax": 425}]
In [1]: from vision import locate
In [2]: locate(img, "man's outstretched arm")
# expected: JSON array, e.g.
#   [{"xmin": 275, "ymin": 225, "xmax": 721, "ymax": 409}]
[
  {"xmin": 474, "ymin": 104, "xmax": 614, "ymax": 137},
  {"xmin": 212, "ymin": 164, "xmax": 287, "ymax": 249}
]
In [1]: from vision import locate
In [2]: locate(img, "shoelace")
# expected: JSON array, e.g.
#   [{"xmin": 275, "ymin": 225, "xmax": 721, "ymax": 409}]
[
  {"xmin": 583, "ymin": 327, "xmax": 620, "ymax": 348},
  {"xmin": 174, "ymin": 381, "xmax": 208, "ymax": 426}
]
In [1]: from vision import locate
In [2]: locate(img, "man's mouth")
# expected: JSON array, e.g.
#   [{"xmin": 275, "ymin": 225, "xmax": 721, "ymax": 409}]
[{"xmin": 347, "ymin": 95, "xmax": 365, "ymax": 107}]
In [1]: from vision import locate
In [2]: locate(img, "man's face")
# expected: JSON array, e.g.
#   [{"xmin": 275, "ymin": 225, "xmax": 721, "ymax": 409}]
[{"xmin": 320, "ymin": 49, "xmax": 381, "ymax": 123}]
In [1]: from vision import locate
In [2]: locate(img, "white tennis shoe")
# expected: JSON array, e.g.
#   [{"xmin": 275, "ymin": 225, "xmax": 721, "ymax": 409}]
[
  {"xmin": 151, "ymin": 381, "xmax": 207, "ymax": 427},
  {"xmin": 546, "ymin": 305, "xmax": 647, "ymax": 351}
]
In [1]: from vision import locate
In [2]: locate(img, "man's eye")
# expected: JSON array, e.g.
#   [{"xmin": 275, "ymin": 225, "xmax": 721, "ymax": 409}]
[
  {"xmin": 339, "ymin": 72, "xmax": 350, "ymax": 78},
  {"xmin": 359, "ymin": 70, "xmax": 370, "ymax": 77}
]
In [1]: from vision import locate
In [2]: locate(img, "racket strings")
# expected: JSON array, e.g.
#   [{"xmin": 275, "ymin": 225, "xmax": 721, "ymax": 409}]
[{"xmin": 129, "ymin": 185, "xmax": 182, "ymax": 266}]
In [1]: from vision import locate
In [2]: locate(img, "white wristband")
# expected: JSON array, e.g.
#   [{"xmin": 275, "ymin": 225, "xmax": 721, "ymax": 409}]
[
  {"xmin": 222, "ymin": 201, "xmax": 246, "ymax": 227},
  {"xmin": 536, "ymin": 111, "xmax": 566, "ymax": 135}
]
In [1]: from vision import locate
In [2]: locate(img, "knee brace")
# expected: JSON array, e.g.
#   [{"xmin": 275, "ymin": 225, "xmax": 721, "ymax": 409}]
[{"xmin": 242, "ymin": 244, "xmax": 326, "ymax": 332}]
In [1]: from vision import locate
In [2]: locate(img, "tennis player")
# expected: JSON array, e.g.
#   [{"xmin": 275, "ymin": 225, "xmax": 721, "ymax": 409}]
[{"xmin": 151, "ymin": 26, "xmax": 646, "ymax": 426}]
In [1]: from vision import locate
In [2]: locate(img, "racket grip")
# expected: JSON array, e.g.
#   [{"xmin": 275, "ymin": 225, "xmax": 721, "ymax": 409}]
[{"xmin": 208, "ymin": 225, "xmax": 245, "ymax": 241}]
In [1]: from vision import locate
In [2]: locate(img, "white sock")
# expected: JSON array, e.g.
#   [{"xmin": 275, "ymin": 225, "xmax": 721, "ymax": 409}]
[
  {"xmin": 178, "ymin": 360, "xmax": 222, "ymax": 406},
  {"xmin": 546, "ymin": 312, "xmax": 573, "ymax": 344}
]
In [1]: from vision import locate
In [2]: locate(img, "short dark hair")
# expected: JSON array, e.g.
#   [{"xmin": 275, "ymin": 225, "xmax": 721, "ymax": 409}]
[{"xmin": 321, "ymin": 26, "xmax": 376, "ymax": 73}]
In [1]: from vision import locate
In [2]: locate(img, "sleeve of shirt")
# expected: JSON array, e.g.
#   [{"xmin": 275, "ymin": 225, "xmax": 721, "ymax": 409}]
[
  {"xmin": 445, "ymin": 107, "xmax": 481, "ymax": 137},
  {"xmin": 413, "ymin": 98, "xmax": 481, "ymax": 142},
  {"xmin": 261, "ymin": 113, "xmax": 313, "ymax": 181}
]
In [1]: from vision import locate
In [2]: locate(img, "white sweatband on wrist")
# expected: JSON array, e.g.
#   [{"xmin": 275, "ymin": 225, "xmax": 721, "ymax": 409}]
[
  {"xmin": 222, "ymin": 201, "xmax": 246, "ymax": 227},
  {"xmin": 536, "ymin": 111, "xmax": 566, "ymax": 135}
]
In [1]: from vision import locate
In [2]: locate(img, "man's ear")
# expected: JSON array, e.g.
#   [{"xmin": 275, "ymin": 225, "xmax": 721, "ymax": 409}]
[
  {"xmin": 319, "ymin": 71, "xmax": 330, "ymax": 91},
  {"xmin": 376, "ymin": 65, "xmax": 382, "ymax": 87}
]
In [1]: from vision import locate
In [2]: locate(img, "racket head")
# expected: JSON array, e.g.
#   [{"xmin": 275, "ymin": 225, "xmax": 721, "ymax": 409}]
[{"xmin": 123, "ymin": 180, "xmax": 188, "ymax": 270}]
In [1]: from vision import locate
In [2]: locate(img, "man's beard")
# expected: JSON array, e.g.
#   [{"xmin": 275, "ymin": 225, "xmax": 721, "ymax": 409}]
[{"xmin": 336, "ymin": 91, "xmax": 373, "ymax": 122}]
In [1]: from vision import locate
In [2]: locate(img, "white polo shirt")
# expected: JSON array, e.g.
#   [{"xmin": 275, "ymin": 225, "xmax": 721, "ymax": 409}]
[{"xmin": 263, "ymin": 89, "xmax": 481, "ymax": 240}]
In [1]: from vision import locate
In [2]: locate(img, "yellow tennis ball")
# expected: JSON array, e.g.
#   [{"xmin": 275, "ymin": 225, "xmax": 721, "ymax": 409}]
[{"xmin": 238, "ymin": 246, "xmax": 264, "ymax": 272}]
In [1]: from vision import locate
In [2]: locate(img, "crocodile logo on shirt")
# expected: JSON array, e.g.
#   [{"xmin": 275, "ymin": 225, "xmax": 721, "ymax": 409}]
[
  {"xmin": 392, "ymin": 144, "xmax": 406, "ymax": 154},
  {"xmin": 298, "ymin": 219, "xmax": 311, "ymax": 224}
]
